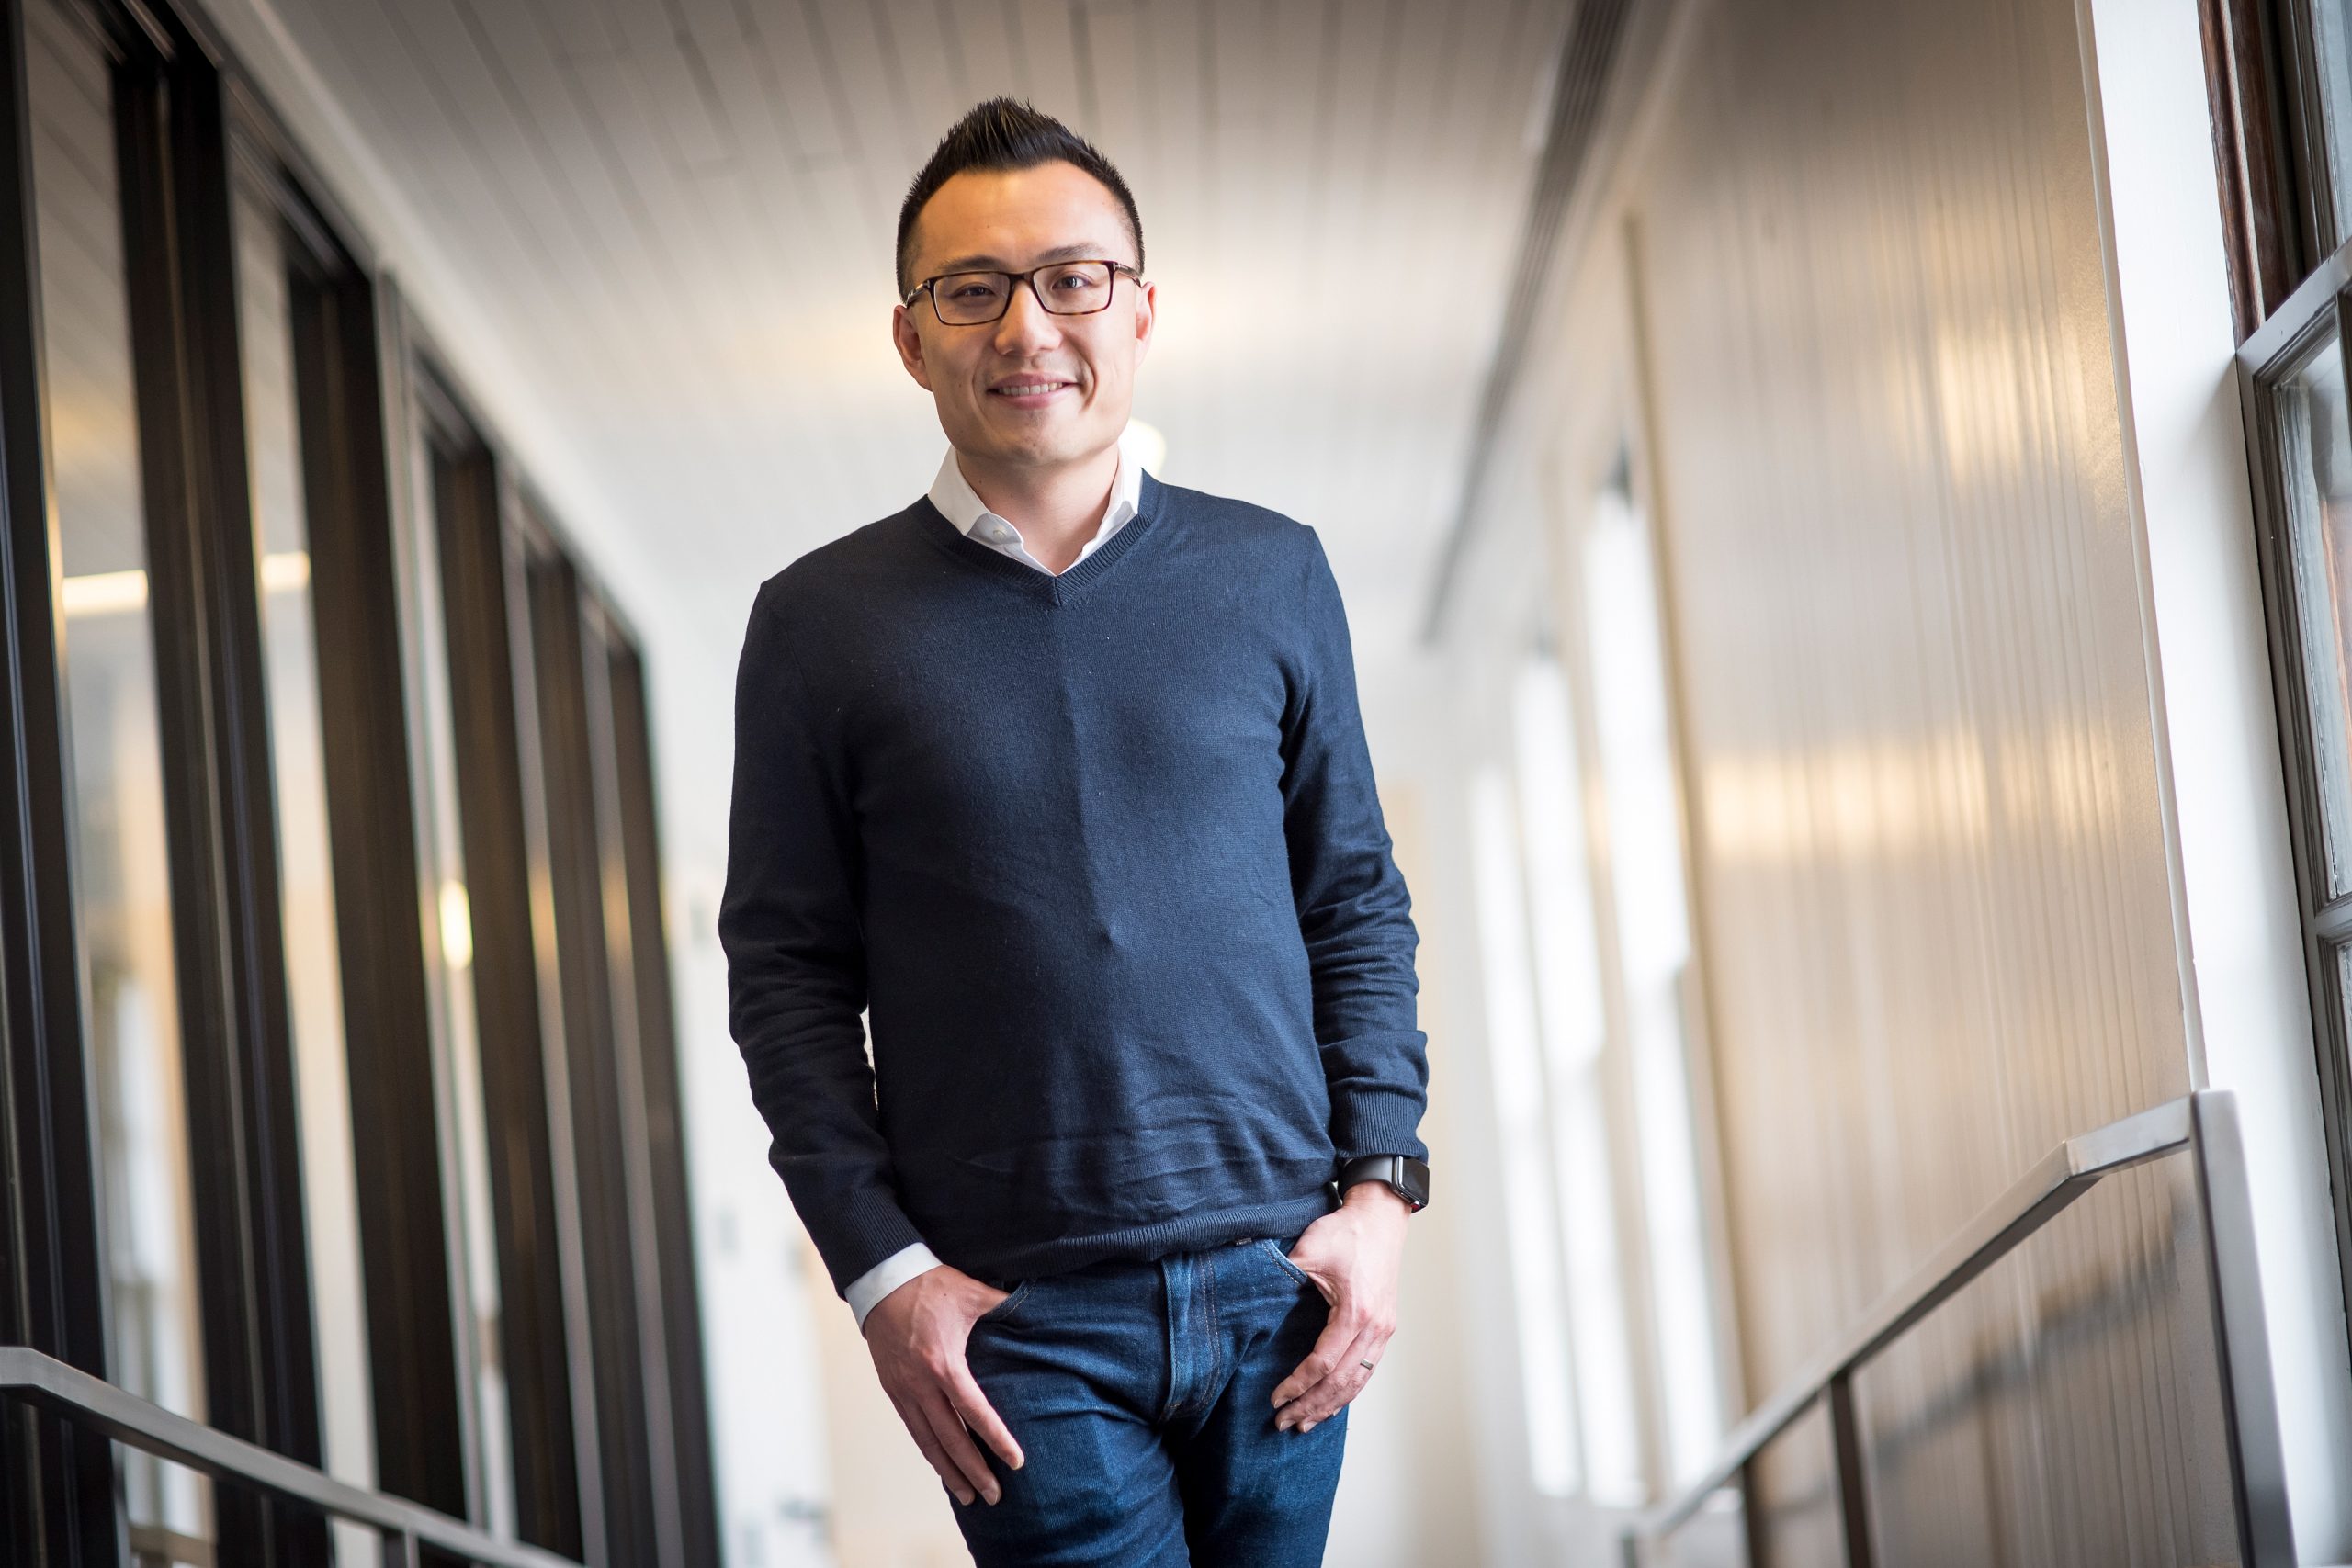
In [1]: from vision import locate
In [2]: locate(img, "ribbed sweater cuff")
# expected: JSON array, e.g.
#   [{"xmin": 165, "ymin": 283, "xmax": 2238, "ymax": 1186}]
[
  {"xmin": 815, "ymin": 1191, "xmax": 930, "ymax": 1300},
  {"xmin": 1329, "ymin": 1086, "xmax": 1430, "ymax": 1164}
]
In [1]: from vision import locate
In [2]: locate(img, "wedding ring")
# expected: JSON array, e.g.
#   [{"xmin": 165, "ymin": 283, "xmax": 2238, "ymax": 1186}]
[{"xmin": 1359, "ymin": 1359, "xmax": 1375, "ymax": 1371}]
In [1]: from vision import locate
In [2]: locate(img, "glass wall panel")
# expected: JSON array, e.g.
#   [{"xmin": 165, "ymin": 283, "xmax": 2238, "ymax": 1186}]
[
  {"xmin": 231, "ymin": 153, "xmax": 380, "ymax": 1566},
  {"xmin": 405, "ymin": 417, "xmax": 518, "ymax": 1540},
  {"xmin": 2275, "ymin": 324, "xmax": 2352, "ymax": 897},
  {"xmin": 527, "ymin": 547, "xmax": 661, "ymax": 1566},
  {"xmin": 601, "ymin": 637, "xmax": 721, "ymax": 1568},
  {"xmin": 26, "ymin": 0, "xmax": 209, "ymax": 1547},
  {"xmin": 577, "ymin": 601, "xmax": 688, "ymax": 1567}
]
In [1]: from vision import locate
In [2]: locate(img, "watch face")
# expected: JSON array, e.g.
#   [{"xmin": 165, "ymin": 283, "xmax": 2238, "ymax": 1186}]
[
  {"xmin": 1399, "ymin": 1157, "xmax": 1430, "ymax": 1208},
  {"xmin": 1339, "ymin": 1156, "xmax": 1430, "ymax": 1209}
]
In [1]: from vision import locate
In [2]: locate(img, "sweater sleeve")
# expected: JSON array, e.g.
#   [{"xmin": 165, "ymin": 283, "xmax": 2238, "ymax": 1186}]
[
  {"xmin": 719, "ymin": 582, "xmax": 928, "ymax": 1295},
  {"xmin": 1281, "ymin": 530, "xmax": 1431, "ymax": 1163}
]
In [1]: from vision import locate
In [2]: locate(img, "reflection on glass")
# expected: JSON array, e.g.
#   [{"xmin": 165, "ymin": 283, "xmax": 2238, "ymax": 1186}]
[
  {"xmin": 1584, "ymin": 472, "xmax": 1725, "ymax": 1487},
  {"xmin": 407, "ymin": 432, "xmax": 516, "ymax": 1539},
  {"xmin": 1466, "ymin": 763, "xmax": 1582, "ymax": 1497},
  {"xmin": 28, "ymin": 0, "xmax": 210, "ymax": 1545},
  {"xmin": 2278, "ymin": 327, "xmax": 2352, "ymax": 897},
  {"xmin": 232, "ymin": 162, "xmax": 381, "ymax": 1568},
  {"xmin": 1508, "ymin": 656, "xmax": 1645, "ymax": 1506},
  {"xmin": 2310, "ymin": 6, "xmax": 2352, "ymax": 248}
]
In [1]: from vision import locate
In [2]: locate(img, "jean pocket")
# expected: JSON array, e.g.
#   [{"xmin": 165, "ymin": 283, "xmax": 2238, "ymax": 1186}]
[
  {"xmin": 974, "ymin": 1279, "xmax": 1033, "ymax": 1326},
  {"xmin": 1254, "ymin": 1238, "xmax": 1317, "ymax": 1291}
]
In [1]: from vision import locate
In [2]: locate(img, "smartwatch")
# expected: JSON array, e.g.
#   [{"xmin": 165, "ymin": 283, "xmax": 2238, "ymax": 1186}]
[{"xmin": 1328, "ymin": 1154, "xmax": 1430, "ymax": 1213}]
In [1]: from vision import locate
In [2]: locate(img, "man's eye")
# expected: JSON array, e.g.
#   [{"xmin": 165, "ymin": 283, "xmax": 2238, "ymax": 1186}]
[{"xmin": 948, "ymin": 282, "xmax": 1001, "ymax": 299}]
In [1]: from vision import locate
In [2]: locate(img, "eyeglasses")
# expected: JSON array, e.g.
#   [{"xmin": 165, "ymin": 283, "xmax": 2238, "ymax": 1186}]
[{"xmin": 904, "ymin": 259, "xmax": 1142, "ymax": 326}]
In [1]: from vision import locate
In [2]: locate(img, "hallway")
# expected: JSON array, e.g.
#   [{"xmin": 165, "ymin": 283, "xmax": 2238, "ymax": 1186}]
[{"xmin": 3, "ymin": 0, "xmax": 2350, "ymax": 1563}]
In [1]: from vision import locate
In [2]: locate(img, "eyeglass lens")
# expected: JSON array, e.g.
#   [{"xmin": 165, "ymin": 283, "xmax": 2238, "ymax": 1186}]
[{"xmin": 932, "ymin": 262, "xmax": 1117, "ymax": 324}]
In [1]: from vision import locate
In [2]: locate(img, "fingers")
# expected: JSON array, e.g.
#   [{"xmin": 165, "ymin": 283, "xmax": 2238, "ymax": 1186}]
[
  {"xmin": 866, "ymin": 1270, "xmax": 1026, "ymax": 1507},
  {"xmin": 1276, "ymin": 1321, "xmax": 1385, "ymax": 1431},
  {"xmin": 946, "ymin": 1359, "xmax": 1027, "ymax": 1472},
  {"xmin": 1272, "ymin": 1308, "xmax": 1358, "ymax": 1408},
  {"xmin": 921, "ymin": 1387, "xmax": 1005, "ymax": 1504},
  {"xmin": 888, "ymin": 1390, "xmax": 979, "ymax": 1506},
  {"xmin": 1273, "ymin": 1280, "xmax": 1397, "ymax": 1432},
  {"xmin": 888, "ymin": 1382, "xmax": 1005, "ymax": 1506},
  {"xmin": 1274, "ymin": 1322, "xmax": 1369, "ymax": 1431}
]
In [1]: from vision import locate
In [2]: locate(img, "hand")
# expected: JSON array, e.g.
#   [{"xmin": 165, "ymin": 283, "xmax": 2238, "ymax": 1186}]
[
  {"xmin": 862, "ymin": 1264, "xmax": 1026, "ymax": 1505},
  {"xmin": 1271, "ymin": 1182, "xmax": 1411, "ymax": 1432}
]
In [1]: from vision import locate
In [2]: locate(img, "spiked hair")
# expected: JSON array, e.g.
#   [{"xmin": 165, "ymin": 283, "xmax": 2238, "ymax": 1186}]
[{"xmin": 895, "ymin": 96, "xmax": 1144, "ymax": 298}]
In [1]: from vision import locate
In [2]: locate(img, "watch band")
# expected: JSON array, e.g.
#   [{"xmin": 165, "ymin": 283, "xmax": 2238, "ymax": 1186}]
[{"xmin": 1329, "ymin": 1154, "xmax": 1430, "ymax": 1212}]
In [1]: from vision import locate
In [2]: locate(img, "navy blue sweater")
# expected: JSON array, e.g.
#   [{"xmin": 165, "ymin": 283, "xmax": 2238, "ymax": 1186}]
[{"xmin": 719, "ymin": 472, "xmax": 1429, "ymax": 1295}]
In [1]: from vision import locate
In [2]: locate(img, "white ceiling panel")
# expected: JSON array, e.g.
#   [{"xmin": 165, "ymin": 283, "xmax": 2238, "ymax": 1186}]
[{"xmin": 249, "ymin": 0, "xmax": 1570, "ymax": 683}]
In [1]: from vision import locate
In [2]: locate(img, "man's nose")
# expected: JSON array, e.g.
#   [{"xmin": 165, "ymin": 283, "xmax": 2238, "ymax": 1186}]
[{"xmin": 992, "ymin": 281, "xmax": 1062, "ymax": 355}]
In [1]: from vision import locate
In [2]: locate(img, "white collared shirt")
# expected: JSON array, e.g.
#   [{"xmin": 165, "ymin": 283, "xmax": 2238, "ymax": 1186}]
[
  {"xmin": 843, "ymin": 446, "xmax": 1148, "ymax": 1330},
  {"xmin": 925, "ymin": 444, "xmax": 1145, "ymax": 576}
]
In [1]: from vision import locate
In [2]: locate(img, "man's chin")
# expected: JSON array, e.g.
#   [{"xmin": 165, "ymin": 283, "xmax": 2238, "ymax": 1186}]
[{"xmin": 965, "ymin": 427, "xmax": 1114, "ymax": 471}]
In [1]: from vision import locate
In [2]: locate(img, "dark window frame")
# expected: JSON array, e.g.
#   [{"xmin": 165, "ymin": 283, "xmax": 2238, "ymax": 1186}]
[
  {"xmin": 423, "ymin": 355, "xmax": 592, "ymax": 1557},
  {"xmin": 2200, "ymin": 0, "xmax": 2311, "ymax": 336},
  {"xmin": 6, "ymin": 0, "xmax": 337, "ymax": 1560},
  {"xmin": 237, "ymin": 100, "xmax": 484, "ymax": 1537},
  {"xmin": 0, "ymin": 0, "xmax": 127, "ymax": 1557},
  {"xmin": 2238, "ymin": 256, "xmax": 2352, "ymax": 1371},
  {"xmin": 518, "ymin": 514, "xmax": 665, "ymax": 1568},
  {"xmin": 602, "ymin": 633, "xmax": 719, "ymax": 1568},
  {"xmin": 2209, "ymin": 0, "xmax": 2352, "ymax": 1365}
]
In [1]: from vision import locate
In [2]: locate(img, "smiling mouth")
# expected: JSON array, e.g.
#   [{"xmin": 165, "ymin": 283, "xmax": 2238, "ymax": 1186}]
[{"xmin": 989, "ymin": 380, "xmax": 1074, "ymax": 397}]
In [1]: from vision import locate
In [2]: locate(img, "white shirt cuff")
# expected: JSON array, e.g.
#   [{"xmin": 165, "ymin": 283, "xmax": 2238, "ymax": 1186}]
[{"xmin": 846, "ymin": 1242, "xmax": 945, "ymax": 1330}]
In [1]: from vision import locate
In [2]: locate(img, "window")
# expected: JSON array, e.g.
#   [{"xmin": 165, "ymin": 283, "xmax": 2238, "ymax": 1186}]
[
  {"xmin": 2166, "ymin": 0, "xmax": 2352, "ymax": 1395},
  {"xmin": 522, "ymin": 525, "xmax": 673, "ymax": 1568},
  {"xmin": 0, "ymin": 1, "xmax": 722, "ymax": 1560},
  {"xmin": 1580, "ymin": 464, "xmax": 1724, "ymax": 1486},
  {"xmin": 2221, "ymin": 0, "xmax": 2352, "ymax": 1349},
  {"xmin": 402, "ymin": 378, "xmax": 520, "ymax": 1540},
  {"xmin": 1468, "ymin": 753, "xmax": 1586, "ymax": 1497},
  {"xmin": 27, "ymin": 1, "xmax": 210, "ymax": 1551},
  {"xmin": 1510, "ymin": 650, "xmax": 1645, "ymax": 1505},
  {"xmin": 1465, "ymin": 445, "xmax": 1735, "ymax": 1517},
  {"xmin": 2246, "ymin": 301, "xmax": 2352, "ymax": 1336},
  {"xmin": 230, "ymin": 139, "xmax": 379, "ymax": 1566}
]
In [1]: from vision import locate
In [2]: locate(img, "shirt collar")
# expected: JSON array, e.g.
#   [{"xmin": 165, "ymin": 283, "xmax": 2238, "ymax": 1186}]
[{"xmin": 927, "ymin": 445, "xmax": 1145, "ymax": 541}]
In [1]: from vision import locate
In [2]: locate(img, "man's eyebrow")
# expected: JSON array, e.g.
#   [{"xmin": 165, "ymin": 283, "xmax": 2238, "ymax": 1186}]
[{"xmin": 926, "ymin": 241, "xmax": 1126, "ymax": 274}]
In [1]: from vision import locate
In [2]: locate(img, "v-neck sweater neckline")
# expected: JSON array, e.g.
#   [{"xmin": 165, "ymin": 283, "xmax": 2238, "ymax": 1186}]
[{"xmin": 911, "ymin": 470, "xmax": 1168, "ymax": 604}]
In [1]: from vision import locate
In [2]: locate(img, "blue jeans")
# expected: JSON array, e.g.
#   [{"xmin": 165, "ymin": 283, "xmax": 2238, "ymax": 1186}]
[{"xmin": 950, "ymin": 1229, "xmax": 1348, "ymax": 1566}]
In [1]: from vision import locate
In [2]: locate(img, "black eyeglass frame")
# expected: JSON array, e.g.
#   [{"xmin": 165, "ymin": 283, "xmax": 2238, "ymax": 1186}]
[{"xmin": 903, "ymin": 259, "xmax": 1145, "ymax": 324}]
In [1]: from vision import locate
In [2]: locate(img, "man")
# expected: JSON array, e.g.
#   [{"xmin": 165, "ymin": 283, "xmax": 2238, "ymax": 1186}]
[{"xmin": 720, "ymin": 97, "xmax": 1430, "ymax": 1566}]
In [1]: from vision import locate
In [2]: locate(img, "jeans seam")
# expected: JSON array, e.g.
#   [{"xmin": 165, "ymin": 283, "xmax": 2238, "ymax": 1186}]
[
  {"xmin": 1199, "ymin": 1247, "xmax": 1225, "ymax": 1412},
  {"xmin": 1157, "ymin": 1259, "xmax": 1182, "ymax": 1424}
]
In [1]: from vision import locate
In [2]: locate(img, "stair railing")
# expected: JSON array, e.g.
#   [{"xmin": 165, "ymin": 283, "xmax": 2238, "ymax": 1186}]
[
  {"xmin": 0, "ymin": 1344, "xmax": 581, "ymax": 1568},
  {"xmin": 1620, "ymin": 1090, "xmax": 2293, "ymax": 1567}
]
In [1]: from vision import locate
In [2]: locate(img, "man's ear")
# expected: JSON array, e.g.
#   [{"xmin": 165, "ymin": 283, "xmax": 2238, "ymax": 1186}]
[
  {"xmin": 1130, "ymin": 279, "xmax": 1157, "ymax": 366},
  {"xmin": 892, "ymin": 303, "xmax": 933, "ymax": 390}
]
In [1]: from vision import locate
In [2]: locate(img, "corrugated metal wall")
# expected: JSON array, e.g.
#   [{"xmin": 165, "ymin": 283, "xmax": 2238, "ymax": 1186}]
[{"xmin": 1627, "ymin": 0, "xmax": 2236, "ymax": 1557}]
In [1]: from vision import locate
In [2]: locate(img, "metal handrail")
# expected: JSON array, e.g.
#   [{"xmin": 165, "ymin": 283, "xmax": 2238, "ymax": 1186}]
[
  {"xmin": 1621, "ymin": 1089, "xmax": 2294, "ymax": 1567},
  {"xmin": 0, "ymin": 1345, "xmax": 581, "ymax": 1568}
]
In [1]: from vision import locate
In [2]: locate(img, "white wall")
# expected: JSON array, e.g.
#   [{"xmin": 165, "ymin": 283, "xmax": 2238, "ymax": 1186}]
[{"xmin": 1403, "ymin": 0, "xmax": 2352, "ymax": 1557}]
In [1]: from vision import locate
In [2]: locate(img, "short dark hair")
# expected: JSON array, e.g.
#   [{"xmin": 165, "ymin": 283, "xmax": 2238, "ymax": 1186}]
[{"xmin": 895, "ymin": 97, "xmax": 1144, "ymax": 298}]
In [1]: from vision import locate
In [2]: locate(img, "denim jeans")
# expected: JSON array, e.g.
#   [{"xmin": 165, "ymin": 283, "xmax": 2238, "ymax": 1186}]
[{"xmin": 950, "ymin": 1228, "xmax": 1348, "ymax": 1566}]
